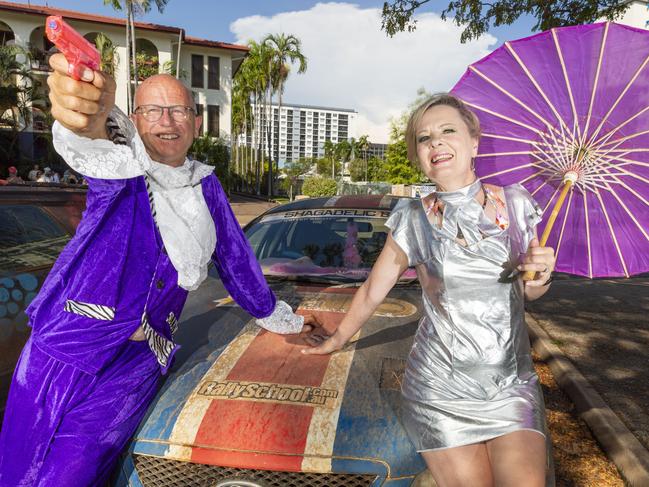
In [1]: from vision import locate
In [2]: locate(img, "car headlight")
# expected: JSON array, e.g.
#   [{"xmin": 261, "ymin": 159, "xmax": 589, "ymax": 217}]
[{"xmin": 411, "ymin": 469, "xmax": 438, "ymax": 486}]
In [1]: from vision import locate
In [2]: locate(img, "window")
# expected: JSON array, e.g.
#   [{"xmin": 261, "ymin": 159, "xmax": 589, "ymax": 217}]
[
  {"xmin": 0, "ymin": 205, "xmax": 67, "ymax": 249},
  {"xmin": 245, "ymin": 215, "xmax": 390, "ymax": 273},
  {"xmin": 207, "ymin": 105, "xmax": 219, "ymax": 136},
  {"xmin": 195, "ymin": 103, "xmax": 205, "ymax": 134},
  {"xmin": 0, "ymin": 205, "xmax": 72, "ymax": 272},
  {"xmin": 208, "ymin": 56, "xmax": 220, "ymax": 90},
  {"xmin": 191, "ymin": 55, "xmax": 204, "ymax": 88}
]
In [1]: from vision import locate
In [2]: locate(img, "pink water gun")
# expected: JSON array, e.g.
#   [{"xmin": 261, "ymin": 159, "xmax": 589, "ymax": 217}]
[{"xmin": 45, "ymin": 15, "xmax": 100, "ymax": 80}]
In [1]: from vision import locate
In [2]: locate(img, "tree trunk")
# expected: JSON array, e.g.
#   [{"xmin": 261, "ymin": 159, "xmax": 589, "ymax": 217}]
[
  {"xmin": 276, "ymin": 85, "xmax": 283, "ymax": 193},
  {"xmin": 129, "ymin": 4, "xmax": 138, "ymax": 96},
  {"xmin": 365, "ymin": 153, "xmax": 368, "ymax": 181},
  {"xmin": 248, "ymin": 135, "xmax": 252, "ymax": 192},
  {"xmin": 255, "ymin": 93, "xmax": 261, "ymax": 195},
  {"xmin": 125, "ymin": 13, "xmax": 132, "ymax": 113},
  {"xmin": 266, "ymin": 87, "xmax": 273, "ymax": 198}
]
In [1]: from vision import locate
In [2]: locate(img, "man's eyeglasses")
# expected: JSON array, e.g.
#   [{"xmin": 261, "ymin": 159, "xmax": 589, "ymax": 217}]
[{"xmin": 134, "ymin": 105, "xmax": 196, "ymax": 122}]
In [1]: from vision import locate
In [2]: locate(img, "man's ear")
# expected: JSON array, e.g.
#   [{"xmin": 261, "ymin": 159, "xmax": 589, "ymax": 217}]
[
  {"xmin": 194, "ymin": 115, "xmax": 203, "ymax": 138},
  {"xmin": 130, "ymin": 113, "xmax": 136, "ymax": 123}
]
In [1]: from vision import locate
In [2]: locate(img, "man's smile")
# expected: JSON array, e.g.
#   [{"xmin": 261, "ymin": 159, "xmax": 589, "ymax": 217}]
[{"xmin": 156, "ymin": 133, "xmax": 180, "ymax": 141}]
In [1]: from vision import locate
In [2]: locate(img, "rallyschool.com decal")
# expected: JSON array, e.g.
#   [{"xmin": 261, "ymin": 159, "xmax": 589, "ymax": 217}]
[
  {"xmin": 261, "ymin": 208, "xmax": 391, "ymax": 222},
  {"xmin": 198, "ymin": 380, "xmax": 339, "ymax": 408}
]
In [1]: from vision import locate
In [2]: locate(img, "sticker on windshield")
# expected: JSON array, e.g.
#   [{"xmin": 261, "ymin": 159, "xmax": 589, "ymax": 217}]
[
  {"xmin": 261, "ymin": 208, "xmax": 391, "ymax": 222},
  {"xmin": 197, "ymin": 380, "xmax": 339, "ymax": 408}
]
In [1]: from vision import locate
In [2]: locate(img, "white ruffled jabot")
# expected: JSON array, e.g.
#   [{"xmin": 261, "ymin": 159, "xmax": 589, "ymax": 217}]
[{"xmin": 146, "ymin": 158, "xmax": 216, "ymax": 290}]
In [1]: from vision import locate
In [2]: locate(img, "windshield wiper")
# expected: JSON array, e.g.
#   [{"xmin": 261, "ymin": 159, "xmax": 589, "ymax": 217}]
[{"xmin": 264, "ymin": 273, "xmax": 364, "ymax": 285}]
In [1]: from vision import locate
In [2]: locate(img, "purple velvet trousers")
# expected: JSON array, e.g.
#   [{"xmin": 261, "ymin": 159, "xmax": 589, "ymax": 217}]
[{"xmin": 0, "ymin": 337, "xmax": 160, "ymax": 486}]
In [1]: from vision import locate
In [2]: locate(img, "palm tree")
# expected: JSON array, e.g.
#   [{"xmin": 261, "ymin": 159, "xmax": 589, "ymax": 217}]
[
  {"xmin": 94, "ymin": 33, "xmax": 119, "ymax": 77},
  {"xmin": 103, "ymin": 0, "xmax": 169, "ymax": 111},
  {"xmin": 0, "ymin": 44, "xmax": 33, "ymax": 127},
  {"xmin": 323, "ymin": 139, "xmax": 335, "ymax": 178},
  {"xmin": 334, "ymin": 139, "xmax": 352, "ymax": 179},
  {"xmin": 0, "ymin": 44, "xmax": 38, "ymax": 162},
  {"xmin": 232, "ymin": 66, "xmax": 254, "ymax": 190},
  {"xmin": 0, "ymin": 45, "xmax": 24, "ymax": 115},
  {"xmin": 263, "ymin": 33, "xmax": 307, "ymax": 195},
  {"xmin": 239, "ymin": 40, "xmax": 271, "ymax": 195},
  {"xmin": 357, "ymin": 134, "xmax": 370, "ymax": 181}
]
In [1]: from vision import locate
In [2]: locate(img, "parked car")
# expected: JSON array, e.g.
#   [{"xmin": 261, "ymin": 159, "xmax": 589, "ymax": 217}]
[
  {"xmin": 115, "ymin": 195, "xmax": 432, "ymax": 487},
  {"xmin": 0, "ymin": 184, "xmax": 87, "ymax": 415}
]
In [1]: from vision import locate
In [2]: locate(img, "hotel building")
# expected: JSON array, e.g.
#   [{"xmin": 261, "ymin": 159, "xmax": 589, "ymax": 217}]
[{"xmin": 245, "ymin": 102, "xmax": 357, "ymax": 164}]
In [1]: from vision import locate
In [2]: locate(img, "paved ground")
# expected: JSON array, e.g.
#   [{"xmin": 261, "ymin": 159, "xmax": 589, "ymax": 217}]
[
  {"xmin": 228, "ymin": 193, "xmax": 278, "ymax": 226},
  {"xmin": 526, "ymin": 276, "xmax": 649, "ymax": 453}
]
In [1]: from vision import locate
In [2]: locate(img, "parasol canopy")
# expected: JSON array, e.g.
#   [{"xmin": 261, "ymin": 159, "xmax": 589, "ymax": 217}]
[{"xmin": 452, "ymin": 22, "xmax": 649, "ymax": 278}]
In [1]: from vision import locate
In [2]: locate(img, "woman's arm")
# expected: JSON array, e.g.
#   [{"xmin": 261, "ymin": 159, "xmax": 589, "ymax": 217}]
[{"xmin": 302, "ymin": 232, "xmax": 409, "ymax": 355}]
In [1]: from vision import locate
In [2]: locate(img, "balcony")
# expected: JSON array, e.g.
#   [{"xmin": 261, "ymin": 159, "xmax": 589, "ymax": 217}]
[{"xmin": 26, "ymin": 47, "xmax": 52, "ymax": 73}]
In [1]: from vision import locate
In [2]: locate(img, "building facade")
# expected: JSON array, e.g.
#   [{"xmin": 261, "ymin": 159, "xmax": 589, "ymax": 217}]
[
  {"xmin": 367, "ymin": 142, "xmax": 387, "ymax": 161},
  {"xmin": 608, "ymin": 1, "xmax": 649, "ymax": 28},
  {"xmin": 245, "ymin": 102, "xmax": 357, "ymax": 164},
  {"xmin": 0, "ymin": 0, "xmax": 247, "ymax": 140}
]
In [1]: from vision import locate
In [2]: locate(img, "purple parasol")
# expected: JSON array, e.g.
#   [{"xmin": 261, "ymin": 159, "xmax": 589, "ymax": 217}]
[{"xmin": 452, "ymin": 22, "xmax": 649, "ymax": 278}]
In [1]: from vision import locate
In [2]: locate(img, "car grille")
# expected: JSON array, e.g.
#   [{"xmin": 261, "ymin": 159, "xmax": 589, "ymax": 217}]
[{"xmin": 133, "ymin": 455, "xmax": 379, "ymax": 487}]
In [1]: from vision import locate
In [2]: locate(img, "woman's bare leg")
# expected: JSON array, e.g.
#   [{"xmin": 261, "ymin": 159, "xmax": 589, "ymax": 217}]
[
  {"xmin": 420, "ymin": 443, "xmax": 493, "ymax": 487},
  {"xmin": 486, "ymin": 430, "xmax": 546, "ymax": 487}
]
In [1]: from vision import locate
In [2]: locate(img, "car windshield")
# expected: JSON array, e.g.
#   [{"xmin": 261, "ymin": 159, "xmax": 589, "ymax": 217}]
[
  {"xmin": 0, "ymin": 205, "xmax": 71, "ymax": 272},
  {"xmin": 245, "ymin": 208, "xmax": 416, "ymax": 283}
]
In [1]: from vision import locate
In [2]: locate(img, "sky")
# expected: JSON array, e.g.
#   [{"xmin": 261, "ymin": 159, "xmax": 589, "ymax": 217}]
[{"xmin": 19, "ymin": 0, "xmax": 539, "ymax": 142}]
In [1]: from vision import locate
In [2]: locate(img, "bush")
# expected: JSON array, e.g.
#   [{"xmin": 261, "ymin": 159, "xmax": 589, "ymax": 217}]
[
  {"xmin": 302, "ymin": 177, "xmax": 337, "ymax": 197},
  {"xmin": 189, "ymin": 135, "xmax": 231, "ymax": 189}
]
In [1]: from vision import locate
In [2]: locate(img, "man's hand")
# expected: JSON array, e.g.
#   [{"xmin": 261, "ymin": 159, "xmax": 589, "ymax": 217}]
[
  {"xmin": 297, "ymin": 315, "xmax": 324, "ymax": 340},
  {"xmin": 297, "ymin": 314, "xmax": 342, "ymax": 354},
  {"xmin": 300, "ymin": 322, "xmax": 347, "ymax": 355},
  {"xmin": 47, "ymin": 53, "xmax": 116, "ymax": 139}
]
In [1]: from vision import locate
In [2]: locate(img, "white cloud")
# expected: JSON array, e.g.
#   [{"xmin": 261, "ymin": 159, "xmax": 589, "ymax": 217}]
[{"xmin": 230, "ymin": 2, "xmax": 496, "ymax": 143}]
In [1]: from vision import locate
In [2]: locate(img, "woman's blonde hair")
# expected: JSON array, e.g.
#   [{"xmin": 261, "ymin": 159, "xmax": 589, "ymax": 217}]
[{"xmin": 405, "ymin": 93, "xmax": 481, "ymax": 165}]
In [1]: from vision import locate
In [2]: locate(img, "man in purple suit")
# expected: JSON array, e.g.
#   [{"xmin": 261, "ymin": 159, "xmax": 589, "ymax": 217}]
[{"xmin": 0, "ymin": 53, "xmax": 314, "ymax": 487}]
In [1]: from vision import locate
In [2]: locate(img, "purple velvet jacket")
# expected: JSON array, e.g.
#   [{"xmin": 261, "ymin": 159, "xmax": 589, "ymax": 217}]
[{"xmin": 26, "ymin": 172, "xmax": 275, "ymax": 375}]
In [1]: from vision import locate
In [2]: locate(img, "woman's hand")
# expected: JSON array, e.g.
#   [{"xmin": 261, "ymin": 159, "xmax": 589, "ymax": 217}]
[
  {"xmin": 301, "ymin": 329, "xmax": 347, "ymax": 355},
  {"xmin": 519, "ymin": 237, "xmax": 555, "ymax": 287}
]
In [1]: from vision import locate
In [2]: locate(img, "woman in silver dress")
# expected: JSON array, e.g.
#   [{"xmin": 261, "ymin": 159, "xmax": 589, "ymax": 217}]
[{"xmin": 303, "ymin": 94, "xmax": 556, "ymax": 486}]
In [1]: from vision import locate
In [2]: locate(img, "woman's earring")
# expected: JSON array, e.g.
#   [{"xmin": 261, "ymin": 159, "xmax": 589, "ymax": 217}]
[{"xmin": 471, "ymin": 158, "xmax": 476, "ymax": 171}]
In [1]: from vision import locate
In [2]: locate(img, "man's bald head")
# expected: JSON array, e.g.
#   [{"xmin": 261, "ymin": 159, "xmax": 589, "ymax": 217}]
[
  {"xmin": 134, "ymin": 74, "xmax": 194, "ymax": 108},
  {"xmin": 131, "ymin": 74, "xmax": 202, "ymax": 167}
]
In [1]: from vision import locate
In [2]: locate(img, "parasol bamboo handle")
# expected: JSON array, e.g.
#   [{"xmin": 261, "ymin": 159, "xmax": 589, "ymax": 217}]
[{"xmin": 522, "ymin": 172, "xmax": 577, "ymax": 281}]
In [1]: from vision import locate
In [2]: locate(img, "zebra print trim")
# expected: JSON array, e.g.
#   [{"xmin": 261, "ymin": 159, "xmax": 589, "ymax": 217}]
[
  {"xmin": 64, "ymin": 299, "xmax": 115, "ymax": 320},
  {"xmin": 144, "ymin": 175, "xmax": 157, "ymax": 220},
  {"xmin": 166, "ymin": 311, "xmax": 178, "ymax": 336},
  {"xmin": 141, "ymin": 312, "xmax": 175, "ymax": 368},
  {"xmin": 106, "ymin": 117, "xmax": 127, "ymax": 146}
]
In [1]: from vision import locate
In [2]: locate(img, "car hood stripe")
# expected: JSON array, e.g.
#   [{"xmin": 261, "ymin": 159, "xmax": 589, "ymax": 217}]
[
  {"xmin": 165, "ymin": 322, "xmax": 261, "ymax": 460},
  {"xmin": 163, "ymin": 307, "xmax": 359, "ymax": 472}
]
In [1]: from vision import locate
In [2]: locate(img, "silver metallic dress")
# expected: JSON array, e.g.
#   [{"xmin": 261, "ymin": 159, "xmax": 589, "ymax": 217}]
[{"xmin": 386, "ymin": 179, "xmax": 546, "ymax": 451}]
